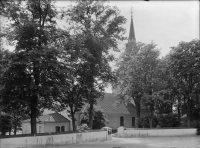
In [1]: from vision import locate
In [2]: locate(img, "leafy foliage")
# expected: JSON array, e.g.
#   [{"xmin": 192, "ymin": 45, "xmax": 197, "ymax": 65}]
[
  {"xmin": 80, "ymin": 105, "xmax": 108, "ymax": 129},
  {"xmin": 59, "ymin": 83, "xmax": 87, "ymax": 131},
  {"xmin": 137, "ymin": 114, "xmax": 180, "ymax": 128},
  {"xmin": 137, "ymin": 116, "xmax": 158, "ymax": 128},
  {"xmin": 0, "ymin": 49, "xmax": 13, "ymax": 135},
  {"xmin": 168, "ymin": 39, "xmax": 200, "ymax": 127},
  {"xmin": 62, "ymin": 0, "xmax": 126, "ymax": 129},
  {"xmin": 1, "ymin": 0, "xmax": 126, "ymax": 133},
  {"xmin": 0, "ymin": 113, "xmax": 11, "ymax": 135},
  {"xmin": 116, "ymin": 41, "xmax": 168, "ymax": 128},
  {"xmin": 157, "ymin": 114, "xmax": 180, "ymax": 127},
  {"xmin": 1, "ymin": 0, "xmax": 72, "ymax": 134},
  {"xmin": 196, "ymin": 121, "xmax": 200, "ymax": 135}
]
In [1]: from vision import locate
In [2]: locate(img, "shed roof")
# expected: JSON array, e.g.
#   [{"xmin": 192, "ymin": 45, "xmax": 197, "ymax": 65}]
[{"xmin": 22, "ymin": 112, "xmax": 70, "ymax": 123}]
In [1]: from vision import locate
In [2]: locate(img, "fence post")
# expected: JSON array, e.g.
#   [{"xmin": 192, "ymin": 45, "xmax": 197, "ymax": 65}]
[{"xmin": 117, "ymin": 126, "xmax": 124, "ymax": 138}]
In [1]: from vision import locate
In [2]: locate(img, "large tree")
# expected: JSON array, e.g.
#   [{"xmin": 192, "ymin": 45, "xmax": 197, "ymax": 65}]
[
  {"xmin": 80, "ymin": 105, "xmax": 108, "ymax": 129},
  {"xmin": 0, "ymin": 49, "xmax": 12, "ymax": 135},
  {"xmin": 56, "ymin": 33, "xmax": 89, "ymax": 131},
  {"xmin": 168, "ymin": 39, "xmax": 200, "ymax": 127},
  {"xmin": 116, "ymin": 42, "xmax": 164, "ymax": 127},
  {"xmin": 59, "ymin": 82, "xmax": 87, "ymax": 131},
  {"xmin": 1, "ymin": 0, "xmax": 71, "ymax": 134},
  {"xmin": 141, "ymin": 56, "xmax": 171, "ymax": 128},
  {"xmin": 62, "ymin": 0, "xmax": 126, "ymax": 129}
]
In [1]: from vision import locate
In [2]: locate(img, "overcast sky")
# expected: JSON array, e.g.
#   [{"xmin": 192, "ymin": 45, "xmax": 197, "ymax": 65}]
[
  {"xmin": 110, "ymin": 0, "xmax": 199, "ymax": 56},
  {"xmin": 56, "ymin": 0, "xmax": 199, "ymax": 57}
]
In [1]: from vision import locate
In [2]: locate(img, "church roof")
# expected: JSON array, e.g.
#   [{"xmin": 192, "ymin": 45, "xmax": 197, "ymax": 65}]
[
  {"xmin": 22, "ymin": 112, "xmax": 70, "ymax": 123},
  {"xmin": 129, "ymin": 15, "xmax": 136, "ymax": 41},
  {"xmin": 96, "ymin": 93, "xmax": 130, "ymax": 114}
]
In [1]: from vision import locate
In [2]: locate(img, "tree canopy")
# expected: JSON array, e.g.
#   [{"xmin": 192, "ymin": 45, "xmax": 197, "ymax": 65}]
[
  {"xmin": 168, "ymin": 39, "xmax": 200, "ymax": 126},
  {"xmin": 0, "ymin": 0, "xmax": 126, "ymax": 133},
  {"xmin": 60, "ymin": 0, "xmax": 126, "ymax": 129}
]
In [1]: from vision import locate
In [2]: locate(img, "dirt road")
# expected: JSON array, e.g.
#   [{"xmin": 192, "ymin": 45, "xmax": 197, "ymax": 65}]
[{"xmin": 48, "ymin": 136, "xmax": 200, "ymax": 148}]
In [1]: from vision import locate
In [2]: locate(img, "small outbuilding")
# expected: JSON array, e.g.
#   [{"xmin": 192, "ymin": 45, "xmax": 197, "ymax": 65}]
[{"xmin": 22, "ymin": 112, "xmax": 71, "ymax": 134}]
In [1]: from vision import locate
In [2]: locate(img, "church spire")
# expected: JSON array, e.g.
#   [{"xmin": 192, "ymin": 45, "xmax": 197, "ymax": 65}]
[{"xmin": 129, "ymin": 7, "xmax": 136, "ymax": 42}]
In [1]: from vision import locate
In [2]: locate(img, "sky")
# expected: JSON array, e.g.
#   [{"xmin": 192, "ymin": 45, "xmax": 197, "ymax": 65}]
[
  {"xmin": 2, "ymin": 1, "xmax": 199, "ymax": 93},
  {"xmin": 113, "ymin": 0, "xmax": 199, "ymax": 56},
  {"xmin": 56, "ymin": 0, "xmax": 199, "ymax": 56}
]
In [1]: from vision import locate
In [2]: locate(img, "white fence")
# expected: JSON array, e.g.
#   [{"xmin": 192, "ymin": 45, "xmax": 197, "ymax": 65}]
[
  {"xmin": 0, "ymin": 130, "xmax": 109, "ymax": 148},
  {"xmin": 117, "ymin": 126, "xmax": 196, "ymax": 138}
]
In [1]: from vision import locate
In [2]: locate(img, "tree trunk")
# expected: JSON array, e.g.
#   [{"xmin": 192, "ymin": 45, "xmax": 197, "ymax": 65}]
[
  {"xmin": 31, "ymin": 95, "xmax": 37, "ymax": 134},
  {"xmin": 14, "ymin": 114, "xmax": 17, "ymax": 135},
  {"xmin": 149, "ymin": 118, "xmax": 153, "ymax": 128},
  {"xmin": 170, "ymin": 102, "xmax": 173, "ymax": 113},
  {"xmin": 31, "ymin": 59, "xmax": 40, "ymax": 135},
  {"xmin": 14, "ymin": 127, "xmax": 17, "ymax": 135},
  {"xmin": 187, "ymin": 111, "xmax": 191, "ymax": 127},
  {"xmin": 149, "ymin": 104, "xmax": 154, "ymax": 128},
  {"xmin": 2, "ymin": 128, "xmax": 5, "ymax": 135},
  {"xmin": 134, "ymin": 100, "xmax": 140, "ymax": 128},
  {"xmin": 9, "ymin": 127, "xmax": 11, "ymax": 135},
  {"xmin": 88, "ymin": 102, "xmax": 94, "ymax": 129},
  {"xmin": 88, "ymin": 63, "xmax": 95, "ymax": 130},
  {"xmin": 177, "ymin": 97, "xmax": 181, "ymax": 122},
  {"xmin": 0, "ymin": 110, "xmax": 1, "ymax": 135},
  {"xmin": 71, "ymin": 112, "xmax": 76, "ymax": 131},
  {"xmin": 190, "ymin": 99, "xmax": 194, "ymax": 121},
  {"xmin": 187, "ymin": 97, "xmax": 191, "ymax": 127},
  {"xmin": 14, "ymin": 121, "xmax": 17, "ymax": 135}
]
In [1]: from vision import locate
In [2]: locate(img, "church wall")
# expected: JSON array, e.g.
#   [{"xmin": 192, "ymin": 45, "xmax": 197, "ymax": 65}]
[
  {"xmin": 104, "ymin": 105, "xmax": 148, "ymax": 130},
  {"xmin": 106, "ymin": 113, "xmax": 133, "ymax": 129}
]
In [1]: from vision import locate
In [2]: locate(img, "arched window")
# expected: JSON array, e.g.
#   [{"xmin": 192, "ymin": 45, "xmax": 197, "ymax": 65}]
[
  {"xmin": 120, "ymin": 116, "xmax": 124, "ymax": 126},
  {"xmin": 55, "ymin": 126, "xmax": 60, "ymax": 132},
  {"xmin": 132, "ymin": 117, "xmax": 135, "ymax": 127},
  {"xmin": 61, "ymin": 126, "xmax": 65, "ymax": 132}
]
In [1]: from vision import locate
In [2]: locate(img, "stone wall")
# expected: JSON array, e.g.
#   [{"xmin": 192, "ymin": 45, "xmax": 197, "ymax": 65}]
[
  {"xmin": 117, "ymin": 127, "xmax": 196, "ymax": 137},
  {"xmin": 0, "ymin": 130, "xmax": 108, "ymax": 148}
]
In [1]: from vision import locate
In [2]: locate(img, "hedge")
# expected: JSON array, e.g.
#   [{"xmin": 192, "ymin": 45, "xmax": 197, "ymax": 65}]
[{"xmin": 137, "ymin": 113, "xmax": 180, "ymax": 128}]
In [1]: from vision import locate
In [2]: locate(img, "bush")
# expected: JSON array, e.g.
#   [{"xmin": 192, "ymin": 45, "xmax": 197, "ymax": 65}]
[
  {"xmin": 137, "ymin": 114, "xmax": 180, "ymax": 128},
  {"xmin": 137, "ymin": 116, "xmax": 158, "ymax": 128},
  {"xmin": 196, "ymin": 121, "xmax": 200, "ymax": 135},
  {"xmin": 157, "ymin": 113, "xmax": 180, "ymax": 127},
  {"xmin": 80, "ymin": 106, "xmax": 108, "ymax": 129}
]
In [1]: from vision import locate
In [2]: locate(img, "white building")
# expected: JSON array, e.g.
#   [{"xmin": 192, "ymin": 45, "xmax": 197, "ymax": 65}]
[{"xmin": 22, "ymin": 112, "xmax": 71, "ymax": 134}]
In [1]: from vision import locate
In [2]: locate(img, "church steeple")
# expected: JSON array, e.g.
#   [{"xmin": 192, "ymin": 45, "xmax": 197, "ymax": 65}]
[{"xmin": 129, "ymin": 7, "xmax": 136, "ymax": 42}]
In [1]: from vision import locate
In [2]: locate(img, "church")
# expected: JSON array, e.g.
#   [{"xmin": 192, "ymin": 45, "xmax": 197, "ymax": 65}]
[{"xmin": 75, "ymin": 12, "xmax": 147, "ymax": 130}]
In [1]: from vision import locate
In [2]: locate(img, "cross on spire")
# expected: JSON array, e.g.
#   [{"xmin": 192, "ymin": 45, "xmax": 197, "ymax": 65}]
[
  {"xmin": 129, "ymin": 6, "xmax": 136, "ymax": 42},
  {"xmin": 130, "ymin": 6, "xmax": 133, "ymax": 17}
]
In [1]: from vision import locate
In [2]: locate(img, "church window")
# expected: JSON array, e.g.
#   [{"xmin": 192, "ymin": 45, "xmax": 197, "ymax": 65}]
[
  {"xmin": 120, "ymin": 116, "xmax": 124, "ymax": 126},
  {"xmin": 55, "ymin": 126, "xmax": 60, "ymax": 132},
  {"xmin": 61, "ymin": 126, "xmax": 65, "ymax": 132},
  {"xmin": 132, "ymin": 117, "xmax": 135, "ymax": 127}
]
